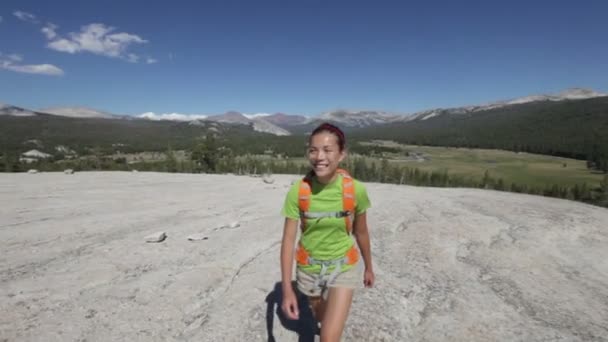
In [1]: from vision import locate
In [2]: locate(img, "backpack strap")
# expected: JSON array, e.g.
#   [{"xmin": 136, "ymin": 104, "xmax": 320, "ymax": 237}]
[
  {"xmin": 298, "ymin": 169, "xmax": 356, "ymax": 234},
  {"xmin": 339, "ymin": 169, "xmax": 355, "ymax": 234},
  {"xmin": 298, "ymin": 172, "xmax": 313, "ymax": 233}
]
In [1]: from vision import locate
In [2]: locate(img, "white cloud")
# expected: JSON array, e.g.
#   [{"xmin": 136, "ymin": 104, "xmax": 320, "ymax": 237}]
[
  {"xmin": 12, "ymin": 14, "xmax": 153, "ymax": 65},
  {"xmin": 138, "ymin": 112, "xmax": 208, "ymax": 121},
  {"xmin": 46, "ymin": 23, "xmax": 148, "ymax": 62},
  {"xmin": 7, "ymin": 63, "xmax": 63, "ymax": 76},
  {"xmin": 7, "ymin": 54, "xmax": 23, "ymax": 62},
  {"xmin": 1, "ymin": 60, "xmax": 64, "ymax": 76},
  {"xmin": 47, "ymin": 38, "xmax": 79, "ymax": 53},
  {"xmin": 13, "ymin": 10, "xmax": 38, "ymax": 23},
  {"xmin": 0, "ymin": 52, "xmax": 63, "ymax": 76},
  {"xmin": 126, "ymin": 53, "xmax": 139, "ymax": 63},
  {"xmin": 42, "ymin": 23, "xmax": 58, "ymax": 39}
]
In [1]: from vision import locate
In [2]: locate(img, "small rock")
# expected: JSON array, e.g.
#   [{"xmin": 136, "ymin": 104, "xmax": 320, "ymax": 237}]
[
  {"xmin": 187, "ymin": 233, "xmax": 209, "ymax": 241},
  {"xmin": 84, "ymin": 309, "xmax": 97, "ymax": 319},
  {"xmin": 64, "ymin": 169, "xmax": 74, "ymax": 174},
  {"xmin": 262, "ymin": 175, "xmax": 275, "ymax": 184},
  {"xmin": 229, "ymin": 221, "xmax": 240, "ymax": 229},
  {"xmin": 145, "ymin": 231, "xmax": 166, "ymax": 243},
  {"xmin": 132, "ymin": 169, "xmax": 139, "ymax": 173},
  {"xmin": 27, "ymin": 169, "xmax": 39, "ymax": 174}
]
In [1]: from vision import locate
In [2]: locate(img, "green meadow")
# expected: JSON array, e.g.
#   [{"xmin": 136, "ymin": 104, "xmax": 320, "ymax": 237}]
[{"xmin": 359, "ymin": 140, "xmax": 603, "ymax": 188}]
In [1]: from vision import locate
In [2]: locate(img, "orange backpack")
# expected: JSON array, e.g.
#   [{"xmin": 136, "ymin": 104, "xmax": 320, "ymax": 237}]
[{"xmin": 295, "ymin": 168, "xmax": 359, "ymax": 267}]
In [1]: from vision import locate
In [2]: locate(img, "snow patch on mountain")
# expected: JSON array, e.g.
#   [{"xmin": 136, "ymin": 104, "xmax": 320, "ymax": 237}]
[
  {"xmin": 206, "ymin": 111, "xmax": 251, "ymax": 125},
  {"xmin": 137, "ymin": 110, "xmax": 290, "ymax": 135},
  {"xmin": 138, "ymin": 112, "xmax": 209, "ymax": 121},
  {"xmin": 243, "ymin": 113, "xmax": 271, "ymax": 119},
  {"xmin": 250, "ymin": 117, "xmax": 291, "ymax": 136},
  {"xmin": 0, "ymin": 102, "xmax": 36, "ymax": 116},
  {"xmin": 403, "ymin": 88, "xmax": 608, "ymax": 122},
  {"xmin": 499, "ymin": 88, "xmax": 606, "ymax": 106},
  {"xmin": 40, "ymin": 106, "xmax": 117, "ymax": 119},
  {"xmin": 315, "ymin": 109, "xmax": 402, "ymax": 127}
]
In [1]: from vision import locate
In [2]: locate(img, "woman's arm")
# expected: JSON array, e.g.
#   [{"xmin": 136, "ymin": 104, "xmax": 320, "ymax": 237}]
[
  {"xmin": 353, "ymin": 212, "xmax": 375, "ymax": 287},
  {"xmin": 280, "ymin": 217, "xmax": 300, "ymax": 319},
  {"xmin": 281, "ymin": 218, "xmax": 299, "ymax": 287}
]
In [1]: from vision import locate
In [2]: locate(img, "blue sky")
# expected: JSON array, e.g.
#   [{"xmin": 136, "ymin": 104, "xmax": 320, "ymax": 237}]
[{"xmin": 1, "ymin": 0, "xmax": 607, "ymax": 117}]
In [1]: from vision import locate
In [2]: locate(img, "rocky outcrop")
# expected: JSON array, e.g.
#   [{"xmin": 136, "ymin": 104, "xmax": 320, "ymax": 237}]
[{"xmin": 1, "ymin": 172, "xmax": 606, "ymax": 341}]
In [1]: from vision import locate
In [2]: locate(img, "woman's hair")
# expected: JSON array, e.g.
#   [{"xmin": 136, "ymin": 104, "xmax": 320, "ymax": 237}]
[{"xmin": 310, "ymin": 122, "xmax": 346, "ymax": 151}]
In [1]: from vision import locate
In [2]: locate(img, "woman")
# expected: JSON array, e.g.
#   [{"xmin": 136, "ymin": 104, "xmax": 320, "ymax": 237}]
[{"xmin": 280, "ymin": 122, "xmax": 375, "ymax": 341}]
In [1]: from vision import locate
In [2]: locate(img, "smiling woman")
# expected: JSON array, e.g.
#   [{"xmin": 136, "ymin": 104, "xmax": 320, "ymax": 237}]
[{"xmin": 279, "ymin": 122, "xmax": 375, "ymax": 341}]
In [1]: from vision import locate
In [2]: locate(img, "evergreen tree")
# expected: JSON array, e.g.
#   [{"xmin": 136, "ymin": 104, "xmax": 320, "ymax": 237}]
[
  {"xmin": 165, "ymin": 145, "xmax": 178, "ymax": 173},
  {"xmin": 495, "ymin": 178, "xmax": 505, "ymax": 191},
  {"xmin": 191, "ymin": 134, "xmax": 219, "ymax": 173},
  {"xmin": 580, "ymin": 183, "xmax": 590, "ymax": 201},
  {"xmin": 353, "ymin": 157, "xmax": 368, "ymax": 180},
  {"xmin": 369, "ymin": 161, "xmax": 378, "ymax": 182},
  {"xmin": 599, "ymin": 174, "xmax": 608, "ymax": 204},
  {"xmin": 482, "ymin": 170, "xmax": 491, "ymax": 189},
  {"xmin": 380, "ymin": 159, "xmax": 390, "ymax": 182}
]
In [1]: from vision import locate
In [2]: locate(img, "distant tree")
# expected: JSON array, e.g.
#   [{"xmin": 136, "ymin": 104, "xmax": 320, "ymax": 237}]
[
  {"xmin": 600, "ymin": 174, "xmax": 608, "ymax": 204},
  {"xmin": 369, "ymin": 161, "xmax": 378, "ymax": 182},
  {"xmin": 399, "ymin": 168, "xmax": 407, "ymax": 184},
  {"xmin": 495, "ymin": 178, "xmax": 506, "ymax": 191},
  {"xmin": 580, "ymin": 183, "xmax": 591, "ymax": 201},
  {"xmin": 388, "ymin": 164, "xmax": 401, "ymax": 184},
  {"xmin": 571, "ymin": 184, "xmax": 581, "ymax": 200},
  {"xmin": 601, "ymin": 157, "xmax": 608, "ymax": 173},
  {"xmin": 482, "ymin": 170, "xmax": 491, "ymax": 188},
  {"xmin": 353, "ymin": 157, "xmax": 369, "ymax": 180},
  {"xmin": 510, "ymin": 183, "xmax": 522, "ymax": 193},
  {"xmin": 559, "ymin": 186, "xmax": 569, "ymax": 199},
  {"xmin": 544, "ymin": 184, "xmax": 560, "ymax": 197},
  {"xmin": 191, "ymin": 134, "xmax": 219, "ymax": 173},
  {"xmin": 1, "ymin": 152, "xmax": 10, "ymax": 172},
  {"xmin": 380, "ymin": 159, "xmax": 390, "ymax": 182},
  {"xmin": 91, "ymin": 146, "xmax": 104, "ymax": 170},
  {"xmin": 165, "ymin": 145, "xmax": 178, "ymax": 173},
  {"xmin": 419, "ymin": 170, "xmax": 429, "ymax": 185}
]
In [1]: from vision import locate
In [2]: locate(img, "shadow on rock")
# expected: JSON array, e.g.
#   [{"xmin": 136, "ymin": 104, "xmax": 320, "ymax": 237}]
[{"xmin": 266, "ymin": 281, "xmax": 317, "ymax": 342}]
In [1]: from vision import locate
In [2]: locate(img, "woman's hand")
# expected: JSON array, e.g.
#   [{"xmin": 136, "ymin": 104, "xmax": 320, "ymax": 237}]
[
  {"xmin": 363, "ymin": 268, "xmax": 375, "ymax": 288},
  {"xmin": 281, "ymin": 287, "xmax": 300, "ymax": 320}
]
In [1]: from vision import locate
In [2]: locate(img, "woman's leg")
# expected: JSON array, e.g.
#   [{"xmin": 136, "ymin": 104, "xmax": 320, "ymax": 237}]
[{"xmin": 320, "ymin": 287, "xmax": 354, "ymax": 342}]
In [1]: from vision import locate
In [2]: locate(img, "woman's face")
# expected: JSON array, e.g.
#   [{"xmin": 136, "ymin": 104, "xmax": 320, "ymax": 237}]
[{"xmin": 307, "ymin": 132, "xmax": 345, "ymax": 181}]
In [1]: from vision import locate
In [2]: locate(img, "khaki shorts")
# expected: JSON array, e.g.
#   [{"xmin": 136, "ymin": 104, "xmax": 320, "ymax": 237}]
[{"xmin": 296, "ymin": 262, "xmax": 362, "ymax": 299}]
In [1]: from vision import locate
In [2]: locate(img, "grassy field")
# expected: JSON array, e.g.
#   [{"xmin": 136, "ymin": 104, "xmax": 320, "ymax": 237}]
[
  {"xmin": 360, "ymin": 140, "xmax": 604, "ymax": 188},
  {"xmin": 201, "ymin": 141, "xmax": 604, "ymax": 190}
]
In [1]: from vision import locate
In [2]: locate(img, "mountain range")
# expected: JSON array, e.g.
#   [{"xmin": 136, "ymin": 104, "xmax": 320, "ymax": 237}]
[{"xmin": 2, "ymin": 88, "xmax": 605, "ymax": 136}]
